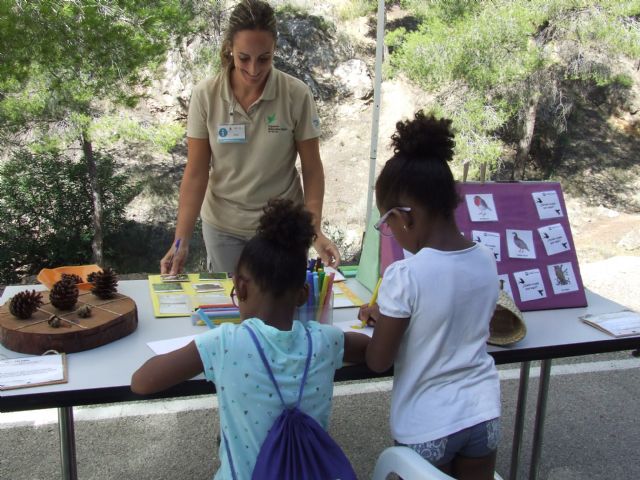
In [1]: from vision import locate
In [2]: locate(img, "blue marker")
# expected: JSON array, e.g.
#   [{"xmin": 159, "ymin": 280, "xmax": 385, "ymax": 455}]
[
  {"xmin": 306, "ymin": 271, "xmax": 314, "ymax": 306},
  {"xmin": 174, "ymin": 238, "xmax": 181, "ymax": 251}
]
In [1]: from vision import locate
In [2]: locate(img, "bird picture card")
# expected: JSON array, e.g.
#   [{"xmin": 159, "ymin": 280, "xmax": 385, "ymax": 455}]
[
  {"xmin": 465, "ymin": 194, "xmax": 499, "ymax": 222},
  {"xmin": 532, "ymin": 190, "xmax": 563, "ymax": 219},
  {"xmin": 153, "ymin": 282, "xmax": 184, "ymax": 293},
  {"xmin": 193, "ymin": 282, "xmax": 225, "ymax": 292},
  {"xmin": 157, "ymin": 294, "xmax": 191, "ymax": 315},
  {"xmin": 472, "ymin": 230, "xmax": 501, "ymax": 261},
  {"xmin": 199, "ymin": 272, "xmax": 229, "ymax": 280},
  {"xmin": 148, "ymin": 273, "xmax": 235, "ymax": 317},
  {"xmin": 506, "ymin": 229, "xmax": 536, "ymax": 259},
  {"xmin": 538, "ymin": 223, "xmax": 571, "ymax": 256},
  {"xmin": 547, "ymin": 262, "xmax": 579, "ymax": 295},
  {"xmin": 160, "ymin": 273, "xmax": 190, "ymax": 283},
  {"xmin": 513, "ymin": 269, "xmax": 547, "ymax": 302}
]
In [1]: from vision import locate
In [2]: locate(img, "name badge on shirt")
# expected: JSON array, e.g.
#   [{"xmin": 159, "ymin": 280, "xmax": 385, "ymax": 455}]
[{"xmin": 217, "ymin": 124, "xmax": 247, "ymax": 143}]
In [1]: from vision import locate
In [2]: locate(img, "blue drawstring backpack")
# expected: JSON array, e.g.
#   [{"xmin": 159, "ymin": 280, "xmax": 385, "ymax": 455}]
[{"xmin": 223, "ymin": 323, "xmax": 357, "ymax": 480}]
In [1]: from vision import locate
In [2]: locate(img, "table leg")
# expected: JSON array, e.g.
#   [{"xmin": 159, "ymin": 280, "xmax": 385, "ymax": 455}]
[
  {"xmin": 58, "ymin": 406, "xmax": 78, "ymax": 480},
  {"xmin": 509, "ymin": 361, "xmax": 531, "ymax": 480},
  {"xmin": 528, "ymin": 359, "xmax": 552, "ymax": 480}
]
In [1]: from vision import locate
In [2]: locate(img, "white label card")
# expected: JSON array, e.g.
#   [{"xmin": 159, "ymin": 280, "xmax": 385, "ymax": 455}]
[
  {"xmin": 465, "ymin": 194, "xmax": 499, "ymax": 222},
  {"xmin": 547, "ymin": 262, "xmax": 579, "ymax": 294},
  {"xmin": 538, "ymin": 224, "xmax": 571, "ymax": 256},
  {"xmin": 472, "ymin": 230, "xmax": 501, "ymax": 261},
  {"xmin": 532, "ymin": 190, "xmax": 563, "ymax": 219},
  {"xmin": 506, "ymin": 229, "xmax": 536, "ymax": 259},
  {"xmin": 217, "ymin": 124, "xmax": 247, "ymax": 143},
  {"xmin": 158, "ymin": 294, "xmax": 191, "ymax": 314},
  {"xmin": 514, "ymin": 269, "xmax": 547, "ymax": 302}
]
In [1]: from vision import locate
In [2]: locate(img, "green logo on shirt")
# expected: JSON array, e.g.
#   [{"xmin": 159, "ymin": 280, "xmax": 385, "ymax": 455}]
[{"xmin": 267, "ymin": 113, "xmax": 276, "ymax": 124}]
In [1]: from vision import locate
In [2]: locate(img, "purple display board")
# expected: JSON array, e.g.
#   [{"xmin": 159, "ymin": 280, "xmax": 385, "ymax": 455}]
[{"xmin": 381, "ymin": 182, "xmax": 587, "ymax": 312}]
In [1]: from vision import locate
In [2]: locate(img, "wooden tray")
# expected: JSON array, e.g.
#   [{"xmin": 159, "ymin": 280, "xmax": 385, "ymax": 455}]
[{"xmin": 0, "ymin": 291, "xmax": 137, "ymax": 355}]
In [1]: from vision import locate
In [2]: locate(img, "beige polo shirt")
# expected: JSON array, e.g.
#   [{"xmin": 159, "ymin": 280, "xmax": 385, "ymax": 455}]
[{"xmin": 187, "ymin": 67, "xmax": 321, "ymax": 237}]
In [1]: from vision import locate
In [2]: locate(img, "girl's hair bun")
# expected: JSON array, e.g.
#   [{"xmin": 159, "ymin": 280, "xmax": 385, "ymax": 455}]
[
  {"xmin": 257, "ymin": 198, "xmax": 316, "ymax": 252},
  {"xmin": 391, "ymin": 111, "xmax": 455, "ymax": 163}
]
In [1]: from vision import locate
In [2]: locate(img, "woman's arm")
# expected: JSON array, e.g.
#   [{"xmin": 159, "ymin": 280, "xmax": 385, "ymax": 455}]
[
  {"xmin": 160, "ymin": 137, "xmax": 212, "ymax": 274},
  {"xmin": 131, "ymin": 341, "xmax": 204, "ymax": 395},
  {"xmin": 297, "ymin": 137, "xmax": 341, "ymax": 268}
]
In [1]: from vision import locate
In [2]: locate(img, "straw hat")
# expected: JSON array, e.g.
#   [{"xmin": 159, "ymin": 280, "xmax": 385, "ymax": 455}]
[{"xmin": 488, "ymin": 286, "xmax": 526, "ymax": 346}]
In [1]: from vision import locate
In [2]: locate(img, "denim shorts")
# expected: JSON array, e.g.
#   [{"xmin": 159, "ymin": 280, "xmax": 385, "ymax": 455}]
[{"xmin": 396, "ymin": 417, "xmax": 500, "ymax": 466}]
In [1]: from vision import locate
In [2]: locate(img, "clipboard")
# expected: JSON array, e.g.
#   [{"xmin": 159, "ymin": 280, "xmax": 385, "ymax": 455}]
[{"xmin": 0, "ymin": 352, "xmax": 68, "ymax": 391}]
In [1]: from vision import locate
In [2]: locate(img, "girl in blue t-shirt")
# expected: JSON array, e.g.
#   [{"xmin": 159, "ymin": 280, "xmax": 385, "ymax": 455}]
[
  {"xmin": 358, "ymin": 112, "xmax": 501, "ymax": 480},
  {"xmin": 132, "ymin": 199, "xmax": 365, "ymax": 480}
]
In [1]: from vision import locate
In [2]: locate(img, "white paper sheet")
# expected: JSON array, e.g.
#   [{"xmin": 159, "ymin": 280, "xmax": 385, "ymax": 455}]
[
  {"xmin": 333, "ymin": 320, "xmax": 374, "ymax": 338},
  {"xmin": 532, "ymin": 190, "xmax": 563, "ymax": 219},
  {"xmin": 472, "ymin": 230, "xmax": 502, "ymax": 261},
  {"xmin": 538, "ymin": 223, "xmax": 570, "ymax": 256},
  {"xmin": 0, "ymin": 354, "xmax": 65, "ymax": 390},
  {"xmin": 513, "ymin": 268, "xmax": 547, "ymax": 302},
  {"xmin": 147, "ymin": 335, "xmax": 196, "ymax": 355}
]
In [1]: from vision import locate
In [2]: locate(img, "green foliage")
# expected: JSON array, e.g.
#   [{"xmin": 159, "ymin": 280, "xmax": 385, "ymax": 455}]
[
  {"xmin": 388, "ymin": 0, "xmax": 639, "ymax": 173},
  {"xmin": 91, "ymin": 116, "xmax": 186, "ymax": 154},
  {"xmin": 0, "ymin": 150, "xmax": 139, "ymax": 283},
  {"xmin": 0, "ymin": 0, "xmax": 200, "ymax": 138},
  {"xmin": 426, "ymin": 94, "xmax": 508, "ymax": 167},
  {"xmin": 337, "ymin": 0, "xmax": 380, "ymax": 20}
]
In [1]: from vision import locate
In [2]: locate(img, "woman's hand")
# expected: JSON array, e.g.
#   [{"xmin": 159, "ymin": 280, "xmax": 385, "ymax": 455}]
[
  {"xmin": 313, "ymin": 232, "xmax": 341, "ymax": 268},
  {"xmin": 160, "ymin": 241, "xmax": 190, "ymax": 275},
  {"xmin": 358, "ymin": 303, "xmax": 380, "ymax": 327}
]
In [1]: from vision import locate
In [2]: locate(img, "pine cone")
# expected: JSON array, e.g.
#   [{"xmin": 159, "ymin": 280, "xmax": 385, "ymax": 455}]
[
  {"xmin": 91, "ymin": 267, "xmax": 118, "ymax": 299},
  {"xmin": 9, "ymin": 290, "xmax": 43, "ymax": 319},
  {"xmin": 50, "ymin": 278, "xmax": 79, "ymax": 310},
  {"xmin": 61, "ymin": 273, "xmax": 83, "ymax": 284},
  {"xmin": 87, "ymin": 271, "xmax": 98, "ymax": 283}
]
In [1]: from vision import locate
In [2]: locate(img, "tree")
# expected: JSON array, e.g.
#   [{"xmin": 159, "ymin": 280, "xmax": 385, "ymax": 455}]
[
  {"xmin": 0, "ymin": 0, "xmax": 201, "ymax": 264},
  {"xmin": 0, "ymin": 150, "xmax": 137, "ymax": 284},
  {"xmin": 390, "ymin": 0, "xmax": 640, "ymax": 177}
]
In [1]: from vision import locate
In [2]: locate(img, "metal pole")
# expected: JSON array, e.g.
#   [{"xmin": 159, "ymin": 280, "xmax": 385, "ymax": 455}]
[
  {"xmin": 509, "ymin": 361, "xmax": 531, "ymax": 480},
  {"xmin": 58, "ymin": 406, "xmax": 78, "ymax": 480},
  {"xmin": 529, "ymin": 359, "xmax": 552, "ymax": 480},
  {"xmin": 365, "ymin": 0, "xmax": 386, "ymax": 226}
]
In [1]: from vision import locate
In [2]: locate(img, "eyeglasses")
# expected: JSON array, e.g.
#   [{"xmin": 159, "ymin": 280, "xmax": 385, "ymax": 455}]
[
  {"xmin": 230, "ymin": 275, "xmax": 250, "ymax": 307},
  {"xmin": 374, "ymin": 207, "xmax": 412, "ymax": 237}
]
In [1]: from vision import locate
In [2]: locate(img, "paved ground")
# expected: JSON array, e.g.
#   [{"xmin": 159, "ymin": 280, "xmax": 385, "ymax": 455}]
[{"xmin": 2, "ymin": 352, "xmax": 640, "ymax": 480}]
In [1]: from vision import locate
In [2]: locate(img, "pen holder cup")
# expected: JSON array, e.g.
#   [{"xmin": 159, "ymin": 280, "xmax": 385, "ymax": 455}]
[{"xmin": 296, "ymin": 291, "xmax": 334, "ymax": 325}]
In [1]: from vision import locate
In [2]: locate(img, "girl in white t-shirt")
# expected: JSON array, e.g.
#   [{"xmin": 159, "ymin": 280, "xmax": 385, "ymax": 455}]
[{"xmin": 359, "ymin": 112, "xmax": 501, "ymax": 480}]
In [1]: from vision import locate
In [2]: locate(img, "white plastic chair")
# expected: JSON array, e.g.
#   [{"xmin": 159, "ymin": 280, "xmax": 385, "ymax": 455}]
[{"xmin": 372, "ymin": 446, "xmax": 504, "ymax": 480}]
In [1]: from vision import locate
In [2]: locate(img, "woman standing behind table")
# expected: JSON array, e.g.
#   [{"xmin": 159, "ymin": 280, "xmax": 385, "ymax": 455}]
[{"xmin": 161, "ymin": 0, "xmax": 340, "ymax": 275}]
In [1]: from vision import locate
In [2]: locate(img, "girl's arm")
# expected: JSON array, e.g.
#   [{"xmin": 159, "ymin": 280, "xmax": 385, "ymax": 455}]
[
  {"xmin": 297, "ymin": 137, "xmax": 341, "ymax": 268},
  {"xmin": 359, "ymin": 305, "xmax": 410, "ymax": 373},
  {"xmin": 160, "ymin": 137, "xmax": 211, "ymax": 274},
  {"xmin": 343, "ymin": 332, "xmax": 371, "ymax": 364},
  {"xmin": 131, "ymin": 341, "xmax": 204, "ymax": 395}
]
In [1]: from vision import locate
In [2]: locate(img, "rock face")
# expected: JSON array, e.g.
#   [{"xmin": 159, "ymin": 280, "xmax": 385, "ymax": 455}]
[
  {"xmin": 334, "ymin": 59, "xmax": 373, "ymax": 100},
  {"xmin": 275, "ymin": 12, "xmax": 351, "ymax": 101}
]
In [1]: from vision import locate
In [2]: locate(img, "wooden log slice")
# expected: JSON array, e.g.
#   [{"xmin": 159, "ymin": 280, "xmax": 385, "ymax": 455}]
[{"xmin": 0, "ymin": 291, "xmax": 138, "ymax": 355}]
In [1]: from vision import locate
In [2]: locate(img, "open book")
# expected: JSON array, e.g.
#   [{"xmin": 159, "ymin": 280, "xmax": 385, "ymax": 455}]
[{"xmin": 580, "ymin": 310, "xmax": 640, "ymax": 338}]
